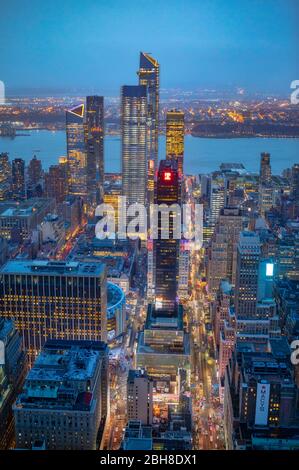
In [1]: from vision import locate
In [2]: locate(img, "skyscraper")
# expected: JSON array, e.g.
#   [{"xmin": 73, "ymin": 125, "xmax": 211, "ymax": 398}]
[
  {"xmin": 138, "ymin": 52, "xmax": 159, "ymax": 205},
  {"xmin": 66, "ymin": 104, "xmax": 87, "ymax": 199},
  {"xmin": 11, "ymin": 158, "xmax": 25, "ymax": 200},
  {"xmin": 0, "ymin": 152, "xmax": 11, "ymax": 201},
  {"xmin": 234, "ymin": 231, "xmax": 260, "ymax": 319},
  {"xmin": 166, "ymin": 110, "xmax": 185, "ymax": 175},
  {"xmin": 85, "ymin": 96, "xmax": 104, "ymax": 207},
  {"xmin": 121, "ymin": 85, "xmax": 148, "ymax": 209},
  {"xmin": 27, "ymin": 155, "xmax": 43, "ymax": 198},
  {"xmin": 154, "ymin": 159, "xmax": 181, "ymax": 311},
  {"xmin": 260, "ymin": 152, "xmax": 272, "ymax": 184},
  {"xmin": 207, "ymin": 207, "xmax": 243, "ymax": 294},
  {"xmin": 0, "ymin": 260, "xmax": 107, "ymax": 363}
]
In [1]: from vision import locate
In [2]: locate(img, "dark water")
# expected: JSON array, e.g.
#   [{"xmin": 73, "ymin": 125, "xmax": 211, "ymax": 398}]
[{"xmin": 0, "ymin": 130, "xmax": 298, "ymax": 175}]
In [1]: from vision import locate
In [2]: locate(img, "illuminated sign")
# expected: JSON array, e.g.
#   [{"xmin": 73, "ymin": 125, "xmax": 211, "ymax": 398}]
[
  {"xmin": 163, "ymin": 171, "xmax": 172, "ymax": 182},
  {"xmin": 255, "ymin": 382, "xmax": 270, "ymax": 425},
  {"xmin": 266, "ymin": 263, "xmax": 274, "ymax": 277}
]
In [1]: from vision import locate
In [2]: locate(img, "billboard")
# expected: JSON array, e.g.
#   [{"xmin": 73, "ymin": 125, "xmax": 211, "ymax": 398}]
[{"xmin": 255, "ymin": 382, "xmax": 270, "ymax": 426}]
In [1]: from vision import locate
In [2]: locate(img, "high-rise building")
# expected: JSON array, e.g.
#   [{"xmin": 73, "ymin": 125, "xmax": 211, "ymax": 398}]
[
  {"xmin": 138, "ymin": 52, "xmax": 159, "ymax": 205},
  {"xmin": 121, "ymin": 85, "xmax": 148, "ymax": 209},
  {"xmin": 234, "ymin": 231, "xmax": 260, "ymax": 319},
  {"xmin": 207, "ymin": 207, "xmax": 243, "ymax": 294},
  {"xmin": 11, "ymin": 158, "xmax": 25, "ymax": 200},
  {"xmin": 66, "ymin": 104, "xmax": 87, "ymax": 199},
  {"xmin": 154, "ymin": 160, "xmax": 181, "ymax": 311},
  {"xmin": 85, "ymin": 96, "xmax": 104, "ymax": 207},
  {"xmin": 166, "ymin": 110, "xmax": 184, "ymax": 175},
  {"xmin": 0, "ymin": 318, "xmax": 27, "ymax": 449},
  {"xmin": 14, "ymin": 339, "xmax": 109, "ymax": 450},
  {"xmin": 0, "ymin": 153, "xmax": 11, "ymax": 201},
  {"xmin": 27, "ymin": 155, "xmax": 43, "ymax": 198},
  {"xmin": 260, "ymin": 152, "xmax": 272, "ymax": 184},
  {"xmin": 0, "ymin": 260, "xmax": 107, "ymax": 363},
  {"xmin": 45, "ymin": 159, "xmax": 68, "ymax": 203},
  {"xmin": 127, "ymin": 369, "xmax": 153, "ymax": 425}
]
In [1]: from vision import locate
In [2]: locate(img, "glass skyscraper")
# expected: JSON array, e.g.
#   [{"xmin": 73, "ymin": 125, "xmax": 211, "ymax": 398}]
[
  {"xmin": 85, "ymin": 96, "xmax": 104, "ymax": 207},
  {"xmin": 138, "ymin": 52, "xmax": 160, "ymax": 205},
  {"xmin": 66, "ymin": 103, "xmax": 87, "ymax": 199},
  {"xmin": 166, "ymin": 110, "xmax": 185, "ymax": 176},
  {"xmin": 154, "ymin": 159, "xmax": 181, "ymax": 311},
  {"xmin": 121, "ymin": 85, "xmax": 148, "ymax": 208}
]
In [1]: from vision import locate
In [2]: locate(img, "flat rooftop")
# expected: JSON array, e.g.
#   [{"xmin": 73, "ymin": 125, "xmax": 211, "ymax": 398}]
[{"xmin": 0, "ymin": 259, "xmax": 106, "ymax": 277}]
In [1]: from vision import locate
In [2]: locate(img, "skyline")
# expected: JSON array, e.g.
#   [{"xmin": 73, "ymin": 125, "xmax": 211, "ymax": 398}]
[{"xmin": 1, "ymin": 0, "xmax": 299, "ymax": 95}]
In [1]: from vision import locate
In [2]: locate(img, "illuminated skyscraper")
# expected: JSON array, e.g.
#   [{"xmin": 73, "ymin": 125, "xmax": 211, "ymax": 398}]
[
  {"xmin": 0, "ymin": 153, "xmax": 11, "ymax": 201},
  {"xmin": 260, "ymin": 152, "xmax": 272, "ymax": 184},
  {"xmin": 121, "ymin": 85, "xmax": 147, "ymax": 208},
  {"xmin": 234, "ymin": 231, "xmax": 260, "ymax": 319},
  {"xmin": 166, "ymin": 110, "xmax": 185, "ymax": 175},
  {"xmin": 66, "ymin": 103, "xmax": 87, "ymax": 199},
  {"xmin": 11, "ymin": 158, "xmax": 25, "ymax": 201},
  {"xmin": 27, "ymin": 155, "xmax": 43, "ymax": 198},
  {"xmin": 0, "ymin": 260, "xmax": 107, "ymax": 363},
  {"xmin": 85, "ymin": 96, "xmax": 104, "ymax": 207},
  {"xmin": 138, "ymin": 52, "xmax": 159, "ymax": 204},
  {"xmin": 154, "ymin": 159, "xmax": 181, "ymax": 311}
]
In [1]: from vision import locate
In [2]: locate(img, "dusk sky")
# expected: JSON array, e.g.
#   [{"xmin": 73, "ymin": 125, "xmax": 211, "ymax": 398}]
[{"xmin": 1, "ymin": 0, "xmax": 298, "ymax": 95}]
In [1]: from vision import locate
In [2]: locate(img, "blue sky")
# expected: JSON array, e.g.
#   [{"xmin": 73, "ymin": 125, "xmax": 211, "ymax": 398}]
[{"xmin": 0, "ymin": 0, "xmax": 298, "ymax": 94}]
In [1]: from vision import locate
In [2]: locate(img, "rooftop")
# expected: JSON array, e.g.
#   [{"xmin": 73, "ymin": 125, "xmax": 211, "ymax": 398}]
[{"xmin": 0, "ymin": 259, "xmax": 106, "ymax": 277}]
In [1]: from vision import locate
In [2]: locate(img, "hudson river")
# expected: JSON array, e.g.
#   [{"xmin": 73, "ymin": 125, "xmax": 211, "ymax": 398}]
[{"xmin": 0, "ymin": 130, "xmax": 298, "ymax": 175}]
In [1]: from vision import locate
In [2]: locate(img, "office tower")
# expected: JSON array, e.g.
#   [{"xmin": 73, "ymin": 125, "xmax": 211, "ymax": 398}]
[
  {"xmin": 209, "ymin": 175, "xmax": 226, "ymax": 229},
  {"xmin": 207, "ymin": 207, "xmax": 243, "ymax": 295},
  {"xmin": 0, "ymin": 260, "xmax": 107, "ymax": 363},
  {"xmin": 224, "ymin": 340, "xmax": 299, "ymax": 450},
  {"xmin": 234, "ymin": 231, "xmax": 260, "ymax": 319},
  {"xmin": 14, "ymin": 339, "xmax": 109, "ymax": 450},
  {"xmin": 154, "ymin": 159, "xmax": 181, "ymax": 311},
  {"xmin": 138, "ymin": 52, "xmax": 160, "ymax": 205},
  {"xmin": 11, "ymin": 158, "xmax": 25, "ymax": 200},
  {"xmin": 45, "ymin": 159, "xmax": 68, "ymax": 203},
  {"xmin": 66, "ymin": 104, "xmax": 87, "ymax": 199},
  {"xmin": 0, "ymin": 318, "xmax": 27, "ymax": 449},
  {"xmin": 166, "ymin": 110, "xmax": 185, "ymax": 175},
  {"xmin": 85, "ymin": 96, "xmax": 104, "ymax": 207},
  {"xmin": 0, "ymin": 152, "xmax": 11, "ymax": 201},
  {"xmin": 260, "ymin": 152, "xmax": 272, "ymax": 184},
  {"xmin": 127, "ymin": 369, "xmax": 153, "ymax": 425},
  {"xmin": 121, "ymin": 85, "xmax": 148, "ymax": 208},
  {"xmin": 27, "ymin": 155, "xmax": 43, "ymax": 198}
]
